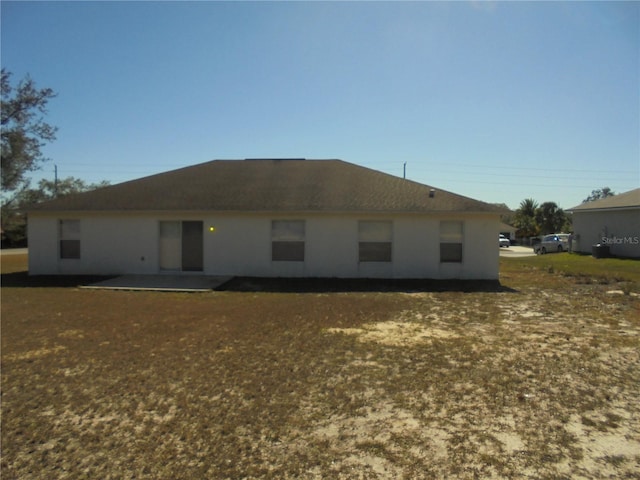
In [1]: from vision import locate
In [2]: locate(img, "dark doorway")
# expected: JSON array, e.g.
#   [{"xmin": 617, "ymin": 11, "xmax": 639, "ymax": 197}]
[{"xmin": 181, "ymin": 221, "xmax": 203, "ymax": 272}]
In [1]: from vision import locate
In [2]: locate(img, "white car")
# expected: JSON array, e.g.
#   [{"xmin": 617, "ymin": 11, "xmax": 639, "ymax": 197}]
[
  {"xmin": 499, "ymin": 234, "xmax": 510, "ymax": 247},
  {"xmin": 534, "ymin": 234, "xmax": 570, "ymax": 254}
]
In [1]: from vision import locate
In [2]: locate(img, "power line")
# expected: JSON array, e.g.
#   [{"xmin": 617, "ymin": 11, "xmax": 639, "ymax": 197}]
[
  {"xmin": 427, "ymin": 162, "xmax": 638, "ymax": 175},
  {"xmin": 380, "ymin": 159, "xmax": 638, "ymax": 176},
  {"xmin": 421, "ymin": 177, "xmax": 637, "ymax": 190}
]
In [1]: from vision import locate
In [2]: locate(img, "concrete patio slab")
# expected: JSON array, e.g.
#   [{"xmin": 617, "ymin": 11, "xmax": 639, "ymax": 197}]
[
  {"xmin": 81, "ymin": 275, "xmax": 233, "ymax": 292},
  {"xmin": 0, "ymin": 248, "xmax": 28, "ymax": 256},
  {"xmin": 499, "ymin": 246, "xmax": 536, "ymax": 258}
]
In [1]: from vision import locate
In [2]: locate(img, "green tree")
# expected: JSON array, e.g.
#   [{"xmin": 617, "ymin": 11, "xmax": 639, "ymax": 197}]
[
  {"xmin": 513, "ymin": 198, "xmax": 539, "ymax": 238},
  {"xmin": 1, "ymin": 69, "xmax": 57, "ymax": 197},
  {"xmin": 582, "ymin": 187, "xmax": 615, "ymax": 203},
  {"xmin": 535, "ymin": 201, "xmax": 567, "ymax": 235},
  {"xmin": 561, "ymin": 212, "xmax": 573, "ymax": 234}
]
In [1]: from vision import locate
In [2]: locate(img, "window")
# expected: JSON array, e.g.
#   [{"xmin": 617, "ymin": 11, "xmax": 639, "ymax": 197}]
[
  {"xmin": 272, "ymin": 220, "xmax": 305, "ymax": 261},
  {"xmin": 59, "ymin": 219, "xmax": 80, "ymax": 259},
  {"xmin": 359, "ymin": 221, "xmax": 392, "ymax": 262},
  {"xmin": 440, "ymin": 221, "xmax": 463, "ymax": 263}
]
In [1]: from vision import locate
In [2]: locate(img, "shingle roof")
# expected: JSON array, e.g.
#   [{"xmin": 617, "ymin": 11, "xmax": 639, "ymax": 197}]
[
  {"xmin": 569, "ymin": 188, "xmax": 640, "ymax": 212},
  {"xmin": 28, "ymin": 159, "xmax": 505, "ymax": 214}
]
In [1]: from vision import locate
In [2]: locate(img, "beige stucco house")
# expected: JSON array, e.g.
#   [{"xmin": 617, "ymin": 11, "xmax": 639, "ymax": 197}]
[
  {"xmin": 28, "ymin": 159, "xmax": 506, "ymax": 279},
  {"xmin": 568, "ymin": 188, "xmax": 640, "ymax": 258}
]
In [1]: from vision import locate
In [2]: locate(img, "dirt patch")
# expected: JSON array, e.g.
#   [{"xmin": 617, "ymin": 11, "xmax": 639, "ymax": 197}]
[
  {"xmin": 2, "ymin": 255, "xmax": 640, "ymax": 478},
  {"xmin": 320, "ymin": 291, "xmax": 640, "ymax": 478},
  {"xmin": 3, "ymin": 345, "xmax": 68, "ymax": 362},
  {"xmin": 326, "ymin": 311, "xmax": 460, "ymax": 347}
]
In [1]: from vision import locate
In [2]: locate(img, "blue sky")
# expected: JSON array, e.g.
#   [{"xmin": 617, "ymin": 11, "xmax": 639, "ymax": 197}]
[{"xmin": 2, "ymin": 1, "xmax": 638, "ymax": 210}]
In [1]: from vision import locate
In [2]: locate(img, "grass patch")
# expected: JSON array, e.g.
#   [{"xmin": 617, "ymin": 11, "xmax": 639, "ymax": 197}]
[
  {"xmin": 501, "ymin": 253, "xmax": 640, "ymax": 288},
  {"xmin": 2, "ymin": 253, "xmax": 640, "ymax": 479}
]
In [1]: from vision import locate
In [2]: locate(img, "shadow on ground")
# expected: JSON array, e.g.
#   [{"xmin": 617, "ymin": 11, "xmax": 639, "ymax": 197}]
[
  {"xmin": 1, "ymin": 271, "xmax": 113, "ymax": 288},
  {"xmin": 2, "ymin": 271, "xmax": 517, "ymax": 293},
  {"xmin": 218, "ymin": 277, "xmax": 518, "ymax": 293}
]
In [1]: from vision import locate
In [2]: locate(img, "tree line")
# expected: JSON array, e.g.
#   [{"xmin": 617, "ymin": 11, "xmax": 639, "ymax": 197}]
[{"xmin": 510, "ymin": 187, "xmax": 615, "ymax": 239}]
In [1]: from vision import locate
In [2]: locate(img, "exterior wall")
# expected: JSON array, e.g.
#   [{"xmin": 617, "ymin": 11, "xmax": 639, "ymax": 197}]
[
  {"xmin": 28, "ymin": 211, "xmax": 501, "ymax": 279},
  {"xmin": 29, "ymin": 213, "xmax": 165, "ymax": 275},
  {"xmin": 572, "ymin": 209, "xmax": 640, "ymax": 258}
]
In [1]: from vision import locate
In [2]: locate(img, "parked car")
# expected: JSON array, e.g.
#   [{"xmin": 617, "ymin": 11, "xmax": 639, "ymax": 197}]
[
  {"xmin": 499, "ymin": 234, "xmax": 510, "ymax": 247},
  {"xmin": 534, "ymin": 234, "xmax": 570, "ymax": 254}
]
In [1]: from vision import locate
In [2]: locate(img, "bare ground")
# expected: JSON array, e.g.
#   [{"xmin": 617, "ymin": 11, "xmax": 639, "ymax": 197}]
[{"xmin": 2, "ymin": 255, "xmax": 639, "ymax": 479}]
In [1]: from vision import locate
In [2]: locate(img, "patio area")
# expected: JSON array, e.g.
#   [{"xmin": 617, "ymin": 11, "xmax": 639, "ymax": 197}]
[{"xmin": 81, "ymin": 274, "xmax": 233, "ymax": 292}]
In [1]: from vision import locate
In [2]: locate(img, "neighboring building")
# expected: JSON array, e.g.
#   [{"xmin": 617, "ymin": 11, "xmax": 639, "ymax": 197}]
[
  {"xmin": 499, "ymin": 222, "xmax": 517, "ymax": 242},
  {"xmin": 569, "ymin": 188, "xmax": 640, "ymax": 258},
  {"xmin": 28, "ymin": 159, "xmax": 506, "ymax": 279}
]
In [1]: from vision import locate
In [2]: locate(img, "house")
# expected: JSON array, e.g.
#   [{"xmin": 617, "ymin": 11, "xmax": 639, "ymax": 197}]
[
  {"xmin": 499, "ymin": 222, "xmax": 517, "ymax": 242},
  {"xmin": 27, "ymin": 159, "xmax": 506, "ymax": 279},
  {"xmin": 568, "ymin": 188, "xmax": 640, "ymax": 258}
]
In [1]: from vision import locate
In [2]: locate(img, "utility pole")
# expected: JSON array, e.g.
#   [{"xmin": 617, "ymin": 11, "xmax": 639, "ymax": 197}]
[
  {"xmin": 54, "ymin": 164, "xmax": 58, "ymax": 198},
  {"xmin": 403, "ymin": 162, "xmax": 407, "ymax": 179}
]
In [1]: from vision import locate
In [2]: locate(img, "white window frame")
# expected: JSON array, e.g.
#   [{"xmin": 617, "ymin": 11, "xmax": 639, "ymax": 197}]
[
  {"xmin": 440, "ymin": 220, "xmax": 463, "ymax": 263},
  {"xmin": 271, "ymin": 220, "xmax": 305, "ymax": 262},
  {"xmin": 59, "ymin": 219, "xmax": 81, "ymax": 259},
  {"xmin": 358, "ymin": 220, "xmax": 392, "ymax": 263}
]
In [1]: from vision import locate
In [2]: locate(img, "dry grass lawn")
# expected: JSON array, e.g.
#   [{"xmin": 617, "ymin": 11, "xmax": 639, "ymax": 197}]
[{"xmin": 2, "ymin": 253, "xmax": 639, "ymax": 479}]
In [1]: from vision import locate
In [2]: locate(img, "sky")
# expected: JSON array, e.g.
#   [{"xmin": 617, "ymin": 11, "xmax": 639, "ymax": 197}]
[{"xmin": 2, "ymin": 1, "xmax": 638, "ymax": 210}]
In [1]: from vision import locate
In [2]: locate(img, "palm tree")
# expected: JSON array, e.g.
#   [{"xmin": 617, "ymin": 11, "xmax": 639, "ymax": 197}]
[
  {"xmin": 514, "ymin": 198, "xmax": 539, "ymax": 238},
  {"xmin": 519, "ymin": 198, "xmax": 538, "ymax": 217},
  {"xmin": 535, "ymin": 202, "xmax": 567, "ymax": 235}
]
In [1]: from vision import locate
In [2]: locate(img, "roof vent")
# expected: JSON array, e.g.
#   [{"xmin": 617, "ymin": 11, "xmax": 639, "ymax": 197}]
[{"xmin": 429, "ymin": 189, "xmax": 435, "ymax": 198}]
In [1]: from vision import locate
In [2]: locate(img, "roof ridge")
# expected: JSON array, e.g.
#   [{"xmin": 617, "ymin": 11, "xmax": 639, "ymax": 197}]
[
  {"xmin": 569, "ymin": 187, "xmax": 640, "ymax": 211},
  {"xmin": 28, "ymin": 158, "xmax": 505, "ymax": 214}
]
